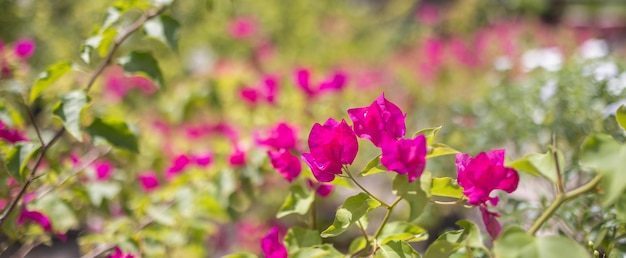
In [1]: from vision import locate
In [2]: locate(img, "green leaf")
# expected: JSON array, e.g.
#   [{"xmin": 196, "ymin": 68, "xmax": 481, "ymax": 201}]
[
  {"xmin": 30, "ymin": 62, "xmax": 73, "ymax": 102},
  {"xmin": 580, "ymin": 133, "xmax": 626, "ymax": 206},
  {"xmin": 147, "ymin": 205, "xmax": 176, "ymax": 226},
  {"xmin": 80, "ymin": 28, "xmax": 116, "ymax": 64},
  {"xmin": 616, "ymin": 104, "xmax": 626, "ymax": 131},
  {"xmin": 430, "ymin": 177, "xmax": 464, "ymax": 199},
  {"xmin": 97, "ymin": 28, "xmax": 117, "ymax": 57},
  {"xmin": 494, "ymin": 226, "xmax": 591, "ymax": 258},
  {"xmin": 290, "ymin": 244, "xmax": 344, "ymax": 258},
  {"xmin": 31, "ymin": 194, "xmax": 79, "ymax": 233},
  {"xmin": 321, "ymin": 193, "xmax": 381, "ymax": 238},
  {"xmin": 393, "ymin": 175, "xmax": 428, "ymax": 222},
  {"xmin": 284, "ymin": 227, "xmax": 322, "ymax": 253},
  {"xmin": 144, "ymin": 15, "xmax": 180, "ymax": 51},
  {"xmin": 52, "ymin": 90, "xmax": 90, "ymax": 141},
  {"xmin": 5, "ymin": 142, "xmax": 41, "ymax": 182},
  {"xmin": 375, "ymin": 240, "xmax": 421, "ymax": 258},
  {"xmin": 415, "ymin": 126, "xmax": 441, "ymax": 145},
  {"xmin": 119, "ymin": 51, "xmax": 164, "ymax": 89},
  {"xmin": 377, "ymin": 221, "xmax": 428, "ymax": 245},
  {"xmin": 427, "ymin": 143, "xmax": 460, "ymax": 159},
  {"xmin": 85, "ymin": 117, "xmax": 139, "ymax": 153},
  {"xmin": 423, "ymin": 220, "xmax": 484, "ymax": 258},
  {"xmin": 348, "ymin": 237, "xmax": 367, "ymax": 255},
  {"xmin": 360, "ymin": 154, "xmax": 386, "ymax": 176},
  {"xmin": 507, "ymin": 148, "xmax": 564, "ymax": 183},
  {"xmin": 85, "ymin": 181, "xmax": 121, "ymax": 207},
  {"xmin": 277, "ymin": 185, "xmax": 315, "ymax": 218}
]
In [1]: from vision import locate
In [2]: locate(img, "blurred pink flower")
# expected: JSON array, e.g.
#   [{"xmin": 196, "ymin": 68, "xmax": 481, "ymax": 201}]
[
  {"xmin": 104, "ymin": 66, "xmax": 157, "ymax": 100},
  {"xmin": 456, "ymin": 149, "xmax": 519, "ymax": 206},
  {"xmin": 348, "ymin": 93, "xmax": 406, "ymax": 147},
  {"xmin": 93, "ymin": 161, "xmax": 113, "ymax": 181},
  {"xmin": 165, "ymin": 154, "xmax": 191, "ymax": 179},
  {"xmin": 256, "ymin": 122, "xmax": 297, "ymax": 150},
  {"xmin": 17, "ymin": 209, "xmax": 65, "ymax": 241},
  {"xmin": 229, "ymin": 148, "xmax": 246, "ymax": 167},
  {"xmin": 380, "ymin": 134, "xmax": 427, "ymax": 183},
  {"xmin": 480, "ymin": 206, "xmax": 502, "ymax": 239},
  {"xmin": 229, "ymin": 17, "xmax": 257, "ymax": 39},
  {"xmin": 138, "ymin": 172, "xmax": 160, "ymax": 192},
  {"xmin": 192, "ymin": 152, "xmax": 213, "ymax": 167},
  {"xmin": 295, "ymin": 68, "xmax": 348, "ymax": 98},
  {"xmin": 261, "ymin": 226, "xmax": 287, "ymax": 258},
  {"xmin": 268, "ymin": 149, "xmax": 301, "ymax": 182},
  {"xmin": 239, "ymin": 75, "xmax": 279, "ymax": 105},
  {"xmin": 0, "ymin": 120, "xmax": 28, "ymax": 143},
  {"xmin": 109, "ymin": 247, "xmax": 135, "ymax": 258},
  {"xmin": 13, "ymin": 38, "xmax": 35, "ymax": 59},
  {"xmin": 306, "ymin": 178, "xmax": 334, "ymax": 198},
  {"xmin": 302, "ymin": 118, "xmax": 358, "ymax": 182},
  {"xmin": 416, "ymin": 4, "xmax": 439, "ymax": 25}
]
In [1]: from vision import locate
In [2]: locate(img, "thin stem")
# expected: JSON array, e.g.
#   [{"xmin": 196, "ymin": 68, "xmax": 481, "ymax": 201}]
[
  {"xmin": 19, "ymin": 98, "xmax": 44, "ymax": 146},
  {"xmin": 528, "ymin": 175, "xmax": 602, "ymax": 235},
  {"xmin": 344, "ymin": 166, "xmax": 390, "ymax": 208},
  {"xmin": 552, "ymin": 135, "xmax": 565, "ymax": 194},
  {"xmin": 373, "ymin": 197, "xmax": 402, "ymax": 239},
  {"xmin": 356, "ymin": 220, "xmax": 369, "ymax": 244},
  {"xmin": 310, "ymin": 195, "xmax": 317, "ymax": 230}
]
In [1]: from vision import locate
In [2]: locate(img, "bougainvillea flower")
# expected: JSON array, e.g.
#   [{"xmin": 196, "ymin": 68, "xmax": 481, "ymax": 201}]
[
  {"xmin": 268, "ymin": 149, "xmax": 301, "ymax": 182},
  {"xmin": 165, "ymin": 154, "xmax": 191, "ymax": 179},
  {"xmin": 228, "ymin": 17, "xmax": 257, "ymax": 39},
  {"xmin": 295, "ymin": 69, "xmax": 348, "ymax": 98},
  {"xmin": 138, "ymin": 172, "xmax": 160, "ymax": 192},
  {"xmin": 192, "ymin": 152, "xmax": 213, "ymax": 167},
  {"xmin": 480, "ymin": 206, "xmax": 502, "ymax": 239},
  {"xmin": 229, "ymin": 148, "xmax": 246, "ymax": 167},
  {"xmin": 347, "ymin": 93, "xmax": 406, "ymax": 146},
  {"xmin": 13, "ymin": 38, "xmax": 35, "ymax": 59},
  {"xmin": 261, "ymin": 227, "xmax": 287, "ymax": 258},
  {"xmin": 93, "ymin": 161, "xmax": 113, "ymax": 181},
  {"xmin": 380, "ymin": 134, "xmax": 427, "ymax": 182},
  {"xmin": 256, "ymin": 122, "xmax": 297, "ymax": 150},
  {"xmin": 0, "ymin": 121, "xmax": 28, "ymax": 143},
  {"xmin": 302, "ymin": 118, "xmax": 358, "ymax": 182},
  {"xmin": 319, "ymin": 71, "xmax": 347, "ymax": 91},
  {"xmin": 455, "ymin": 149, "xmax": 519, "ymax": 206},
  {"xmin": 306, "ymin": 178, "xmax": 334, "ymax": 198},
  {"xmin": 18, "ymin": 209, "xmax": 52, "ymax": 231},
  {"xmin": 109, "ymin": 247, "xmax": 135, "ymax": 258}
]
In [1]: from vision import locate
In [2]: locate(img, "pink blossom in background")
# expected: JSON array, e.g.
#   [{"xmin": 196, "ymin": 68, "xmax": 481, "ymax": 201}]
[
  {"xmin": 455, "ymin": 149, "xmax": 519, "ymax": 206},
  {"xmin": 108, "ymin": 247, "xmax": 135, "ymax": 258},
  {"xmin": 165, "ymin": 154, "xmax": 191, "ymax": 179},
  {"xmin": 103, "ymin": 66, "xmax": 157, "ymax": 100},
  {"xmin": 302, "ymin": 118, "xmax": 358, "ymax": 182},
  {"xmin": 0, "ymin": 120, "xmax": 28, "ymax": 143},
  {"xmin": 380, "ymin": 134, "xmax": 427, "ymax": 182},
  {"xmin": 138, "ymin": 172, "xmax": 160, "ymax": 192},
  {"xmin": 416, "ymin": 4, "xmax": 439, "ymax": 25},
  {"xmin": 318, "ymin": 71, "xmax": 347, "ymax": 91},
  {"xmin": 239, "ymin": 75, "xmax": 279, "ymax": 105},
  {"xmin": 254, "ymin": 40, "xmax": 276, "ymax": 62},
  {"xmin": 260, "ymin": 227, "xmax": 287, "ymax": 258},
  {"xmin": 294, "ymin": 68, "xmax": 349, "ymax": 98},
  {"xmin": 418, "ymin": 37, "xmax": 445, "ymax": 81},
  {"xmin": 268, "ymin": 149, "xmax": 301, "ymax": 182},
  {"xmin": 306, "ymin": 179, "xmax": 333, "ymax": 198},
  {"xmin": 229, "ymin": 17, "xmax": 257, "ymax": 39},
  {"xmin": 93, "ymin": 161, "xmax": 113, "ymax": 181},
  {"xmin": 229, "ymin": 148, "xmax": 246, "ymax": 167},
  {"xmin": 348, "ymin": 93, "xmax": 406, "ymax": 147},
  {"xmin": 256, "ymin": 122, "xmax": 297, "ymax": 150},
  {"xmin": 239, "ymin": 87, "xmax": 259, "ymax": 104},
  {"xmin": 192, "ymin": 152, "xmax": 213, "ymax": 167},
  {"xmin": 13, "ymin": 38, "xmax": 35, "ymax": 59},
  {"xmin": 449, "ymin": 38, "xmax": 481, "ymax": 68},
  {"xmin": 480, "ymin": 206, "xmax": 502, "ymax": 239},
  {"xmin": 17, "ymin": 209, "xmax": 52, "ymax": 232}
]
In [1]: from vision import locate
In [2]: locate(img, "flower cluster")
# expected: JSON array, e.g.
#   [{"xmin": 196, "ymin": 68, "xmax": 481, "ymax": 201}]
[
  {"xmin": 257, "ymin": 123, "xmax": 301, "ymax": 182},
  {"xmin": 295, "ymin": 68, "xmax": 348, "ymax": 98}
]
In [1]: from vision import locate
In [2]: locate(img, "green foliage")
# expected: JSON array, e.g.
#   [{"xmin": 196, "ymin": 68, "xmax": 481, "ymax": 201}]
[
  {"xmin": 52, "ymin": 90, "xmax": 90, "ymax": 141},
  {"xmin": 494, "ymin": 227, "xmax": 590, "ymax": 258},
  {"xmin": 85, "ymin": 116, "xmax": 139, "ymax": 153},
  {"xmin": 4, "ymin": 142, "xmax": 41, "ymax": 182},
  {"xmin": 284, "ymin": 227, "xmax": 322, "ymax": 254},
  {"xmin": 321, "ymin": 193, "xmax": 381, "ymax": 238},
  {"xmin": 276, "ymin": 184, "xmax": 314, "ymax": 218},
  {"xmin": 392, "ymin": 175, "xmax": 428, "ymax": 222},
  {"xmin": 426, "ymin": 143, "xmax": 460, "ymax": 159},
  {"xmin": 429, "ymin": 177, "xmax": 464, "ymax": 199},
  {"xmin": 580, "ymin": 133, "xmax": 626, "ymax": 206},
  {"xmin": 507, "ymin": 147, "xmax": 564, "ymax": 183},
  {"xmin": 360, "ymin": 154, "xmax": 386, "ymax": 176},
  {"xmin": 376, "ymin": 221, "xmax": 428, "ymax": 245},
  {"xmin": 29, "ymin": 62, "xmax": 73, "ymax": 102},
  {"xmin": 118, "ymin": 51, "xmax": 164, "ymax": 89},
  {"xmin": 374, "ymin": 240, "xmax": 421, "ymax": 258},
  {"xmin": 415, "ymin": 126, "xmax": 441, "ymax": 145},
  {"xmin": 143, "ymin": 15, "xmax": 180, "ymax": 51},
  {"xmin": 423, "ymin": 220, "xmax": 485, "ymax": 258}
]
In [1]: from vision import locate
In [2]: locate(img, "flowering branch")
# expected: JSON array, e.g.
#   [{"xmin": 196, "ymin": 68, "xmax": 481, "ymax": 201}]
[
  {"xmin": 344, "ymin": 166, "xmax": 390, "ymax": 208},
  {"xmin": 527, "ymin": 175, "xmax": 603, "ymax": 235}
]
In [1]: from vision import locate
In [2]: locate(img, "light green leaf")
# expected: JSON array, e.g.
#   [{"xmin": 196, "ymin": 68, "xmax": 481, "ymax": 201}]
[
  {"xmin": 284, "ymin": 227, "xmax": 322, "ymax": 253},
  {"xmin": 423, "ymin": 220, "xmax": 484, "ymax": 258},
  {"xmin": 415, "ymin": 126, "xmax": 441, "ymax": 145},
  {"xmin": 30, "ymin": 62, "xmax": 73, "ymax": 102},
  {"xmin": 321, "ymin": 193, "xmax": 381, "ymax": 238},
  {"xmin": 85, "ymin": 181, "xmax": 121, "ymax": 207},
  {"xmin": 393, "ymin": 175, "xmax": 428, "ymax": 222},
  {"xmin": 277, "ymin": 185, "xmax": 315, "ymax": 218},
  {"xmin": 579, "ymin": 133, "xmax": 625, "ymax": 206},
  {"xmin": 360, "ymin": 154, "xmax": 386, "ymax": 176},
  {"xmin": 5, "ymin": 142, "xmax": 41, "ymax": 182},
  {"xmin": 290, "ymin": 244, "xmax": 344, "ymax": 258},
  {"xmin": 374, "ymin": 240, "xmax": 421, "ymax": 258},
  {"xmin": 616, "ymin": 104, "xmax": 626, "ymax": 131},
  {"xmin": 430, "ymin": 177, "xmax": 464, "ymax": 199},
  {"xmin": 348, "ymin": 237, "xmax": 367, "ymax": 255},
  {"xmin": 507, "ymin": 148, "xmax": 563, "ymax": 183},
  {"xmin": 377, "ymin": 221, "xmax": 428, "ymax": 245},
  {"xmin": 32, "ymin": 194, "xmax": 79, "ymax": 233},
  {"xmin": 144, "ymin": 15, "xmax": 180, "ymax": 51},
  {"xmin": 119, "ymin": 51, "xmax": 164, "ymax": 89},
  {"xmin": 97, "ymin": 28, "xmax": 117, "ymax": 57},
  {"xmin": 52, "ymin": 90, "xmax": 90, "ymax": 141},
  {"xmin": 86, "ymin": 117, "xmax": 139, "ymax": 153},
  {"xmin": 494, "ymin": 226, "xmax": 591, "ymax": 258},
  {"xmin": 147, "ymin": 205, "xmax": 176, "ymax": 226},
  {"xmin": 427, "ymin": 143, "xmax": 460, "ymax": 159}
]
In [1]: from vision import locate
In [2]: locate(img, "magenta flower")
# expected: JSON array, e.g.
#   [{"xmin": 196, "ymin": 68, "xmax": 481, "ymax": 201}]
[
  {"xmin": 261, "ymin": 227, "xmax": 287, "ymax": 258},
  {"xmin": 306, "ymin": 178, "xmax": 334, "ymax": 198},
  {"xmin": 239, "ymin": 75, "xmax": 279, "ymax": 105},
  {"xmin": 109, "ymin": 247, "xmax": 135, "ymax": 258},
  {"xmin": 18, "ymin": 209, "xmax": 52, "ymax": 231},
  {"xmin": 239, "ymin": 87, "xmax": 259, "ymax": 104},
  {"xmin": 138, "ymin": 172, "xmax": 160, "ymax": 192},
  {"xmin": 455, "ymin": 149, "xmax": 519, "ymax": 206},
  {"xmin": 302, "ymin": 118, "xmax": 358, "ymax": 182},
  {"xmin": 0, "ymin": 121, "xmax": 28, "ymax": 143},
  {"xmin": 479, "ymin": 206, "xmax": 502, "ymax": 239},
  {"xmin": 229, "ymin": 148, "xmax": 246, "ymax": 167},
  {"xmin": 93, "ymin": 161, "xmax": 113, "ymax": 181},
  {"xmin": 347, "ymin": 93, "xmax": 406, "ymax": 146},
  {"xmin": 380, "ymin": 134, "xmax": 427, "ymax": 182},
  {"xmin": 229, "ymin": 17, "xmax": 257, "ymax": 39},
  {"xmin": 13, "ymin": 38, "xmax": 35, "ymax": 59},
  {"xmin": 256, "ymin": 123, "xmax": 297, "ymax": 150},
  {"xmin": 165, "ymin": 154, "xmax": 191, "ymax": 179},
  {"xmin": 319, "ymin": 71, "xmax": 347, "ymax": 91},
  {"xmin": 268, "ymin": 149, "xmax": 301, "ymax": 182},
  {"xmin": 192, "ymin": 152, "xmax": 213, "ymax": 167},
  {"xmin": 295, "ymin": 68, "xmax": 348, "ymax": 98}
]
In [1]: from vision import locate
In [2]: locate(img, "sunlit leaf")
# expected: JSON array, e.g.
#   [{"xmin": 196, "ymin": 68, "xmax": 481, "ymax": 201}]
[
  {"xmin": 277, "ymin": 185, "xmax": 315, "ymax": 218},
  {"xmin": 321, "ymin": 193, "xmax": 380, "ymax": 237},
  {"xmin": 119, "ymin": 51, "xmax": 164, "ymax": 89},
  {"xmin": 85, "ymin": 181, "xmax": 121, "ymax": 207},
  {"xmin": 374, "ymin": 240, "xmax": 421, "ymax": 258},
  {"xmin": 290, "ymin": 244, "xmax": 343, "ymax": 258},
  {"xmin": 580, "ymin": 133, "xmax": 626, "ymax": 206},
  {"xmin": 86, "ymin": 117, "xmax": 139, "ymax": 153},
  {"xmin": 360, "ymin": 154, "xmax": 386, "ymax": 176},
  {"xmin": 494, "ymin": 226, "xmax": 591, "ymax": 258},
  {"xmin": 507, "ymin": 148, "xmax": 564, "ymax": 183},
  {"xmin": 52, "ymin": 90, "xmax": 90, "ymax": 141},
  {"xmin": 393, "ymin": 175, "xmax": 428, "ymax": 222},
  {"xmin": 423, "ymin": 220, "xmax": 484, "ymax": 258},
  {"xmin": 376, "ymin": 221, "xmax": 428, "ymax": 245},
  {"xmin": 349, "ymin": 237, "xmax": 367, "ymax": 255},
  {"xmin": 616, "ymin": 104, "xmax": 626, "ymax": 131},
  {"xmin": 427, "ymin": 143, "xmax": 460, "ymax": 159},
  {"xmin": 30, "ymin": 62, "xmax": 73, "ymax": 102},
  {"xmin": 144, "ymin": 15, "xmax": 180, "ymax": 51},
  {"xmin": 430, "ymin": 177, "xmax": 464, "ymax": 199},
  {"xmin": 284, "ymin": 227, "xmax": 322, "ymax": 252},
  {"xmin": 5, "ymin": 142, "xmax": 41, "ymax": 182}
]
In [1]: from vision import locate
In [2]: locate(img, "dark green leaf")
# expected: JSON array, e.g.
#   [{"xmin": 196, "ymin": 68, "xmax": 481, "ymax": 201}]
[
  {"xmin": 430, "ymin": 177, "xmax": 464, "ymax": 199},
  {"xmin": 375, "ymin": 240, "xmax": 421, "ymax": 258},
  {"xmin": 494, "ymin": 226, "xmax": 591, "ymax": 258},
  {"xmin": 144, "ymin": 15, "xmax": 180, "ymax": 51},
  {"xmin": 86, "ymin": 117, "xmax": 139, "ymax": 153},
  {"xmin": 616, "ymin": 104, "xmax": 626, "ymax": 131},
  {"xmin": 30, "ymin": 62, "xmax": 73, "ymax": 102},
  {"xmin": 321, "ymin": 193, "xmax": 381, "ymax": 237},
  {"xmin": 360, "ymin": 154, "xmax": 386, "ymax": 176},
  {"xmin": 377, "ymin": 221, "xmax": 428, "ymax": 244},
  {"xmin": 277, "ymin": 185, "xmax": 315, "ymax": 218},
  {"xmin": 427, "ymin": 143, "xmax": 460, "ymax": 159},
  {"xmin": 284, "ymin": 227, "xmax": 322, "ymax": 252},
  {"xmin": 414, "ymin": 126, "xmax": 441, "ymax": 145},
  {"xmin": 393, "ymin": 175, "xmax": 428, "ymax": 222},
  {"xmin": 580, "ymin": 133, "xmax": 626, "ymax": 206},
  {"xmin": 52, "ymin": 90, "xmax": 90, "ymax": 141},
  {"xmin": 423, "ymin": 220, "xmax": 484, "ymax": 258},
  {"xmin": 119, "ymin": 51, "xmax": 164, "ymax": 89},
  {"xmin": 5, "ymin": 142, "xmax": 41, "ymax": 182}
]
